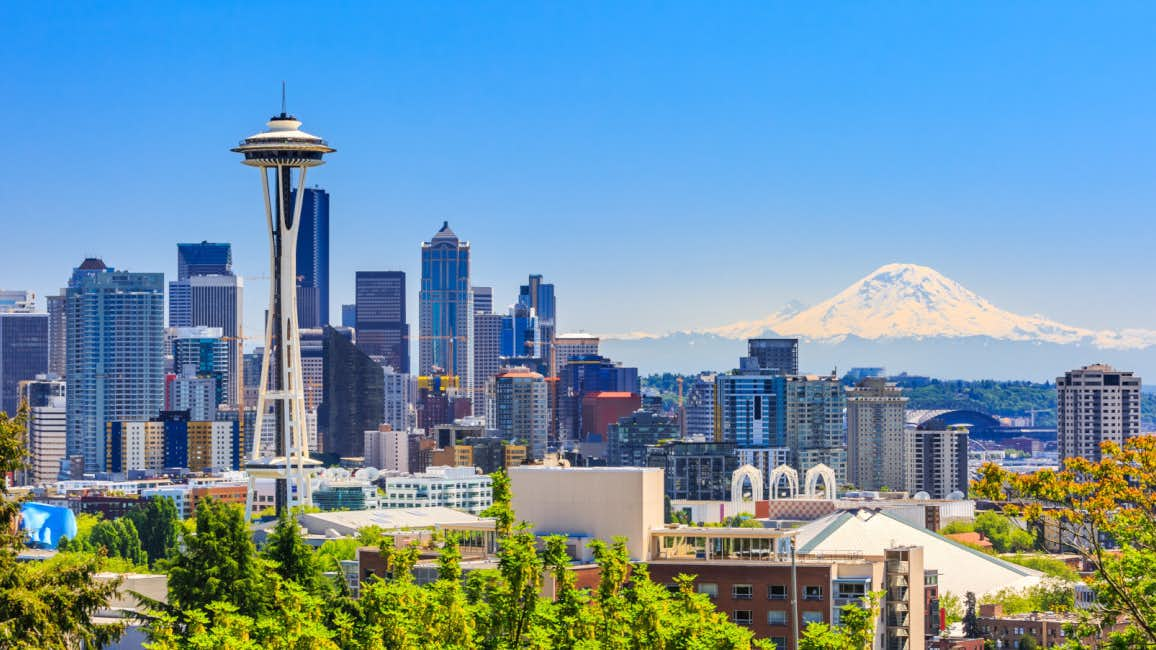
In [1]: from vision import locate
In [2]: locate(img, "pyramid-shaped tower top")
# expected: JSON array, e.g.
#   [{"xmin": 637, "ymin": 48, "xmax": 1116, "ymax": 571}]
[{"xmin": 431, "ymin": 221, "xmax": 458, "ymax": 243}]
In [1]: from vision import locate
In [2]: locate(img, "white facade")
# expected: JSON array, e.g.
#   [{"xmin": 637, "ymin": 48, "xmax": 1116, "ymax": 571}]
[
  {"xmin": 509, "ymin": 466, "xmax": 664, "ymax": 561},
  {"xmin": 382, "ymin": 365, "xmax": 416, "ymax": 431},
  {"xmin": 553, "ymin": 334, "xmax": 599, "ymax": 371},
  {"xmin": 1057, "ymin": 364, "xmax": 1142, "ymax": 462},
  {"xmin": 364, "ymin": 428, "xmax": 410, "ymax": 472},
  {"xmin": 168, "ymin": 372, "xmax": 217, "ymax": 421},
  {"xmin": 380, "ymin": 466, "xmax": 492, "ymax": 514},
  {"xmin": 29, "ymin": 397, "xmax": 66, "ymax": 485}
]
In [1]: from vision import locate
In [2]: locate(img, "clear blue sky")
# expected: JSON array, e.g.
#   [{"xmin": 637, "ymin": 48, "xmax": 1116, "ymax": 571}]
[{"xmin": 2, "ymin": 2, "xmax": 1154, "ymax": 340}]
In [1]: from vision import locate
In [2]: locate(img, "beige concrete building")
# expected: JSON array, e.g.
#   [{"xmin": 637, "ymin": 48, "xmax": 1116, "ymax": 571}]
[
  {"xmin": 1057, "ymin": 364, "xmax": 1141, "ymax": 462},
  {"xmin": 847, "ymin": 378, "xmax": 910, "ymax": 491},
  {"xmin": 509, "ymin": 465, "xmax": 663, "ymax": 561}
]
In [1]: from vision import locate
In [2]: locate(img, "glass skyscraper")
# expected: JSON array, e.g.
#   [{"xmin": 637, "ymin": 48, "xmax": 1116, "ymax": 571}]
[
  {"xmin": 168, "ymin": 243, "xmax": 242, "ymax": 405},
  {"xmin": 294, "ymin": 187, "xmax": 330, "ymax": 328},
  {"xmin": 419, "ymin": 222, "xmax": 472, "ymax": 399},
  {"xmin": 0, "ymin": 293, "xmax": 48, "ymax": 416},
  {"xmin": 355, "ymin": 271, "xmax": 409, "ymax": 373},
  {"xmin": 518, "ymin": 274, "xmax": 556, "ymax": 373},
  {"xmin": 65, "ymin": 258, "xmax": 165, "ymax": 472}
]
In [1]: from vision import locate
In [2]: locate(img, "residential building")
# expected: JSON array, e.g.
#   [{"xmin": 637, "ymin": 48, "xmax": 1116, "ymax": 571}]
[
  {"xmin": 416, "ymin": 374, "xmax": 470, "ymax": 431},
  {"xmin": 0, "ymin": 294, "xmax": 48, "ymax": 416},
  {"xmin": 487, "ymin": 368, "xmax": 549, "ymax": 460},
  {"xmin": 170, "ymin": 327, "xmax": 229, "ymax": 410},
  {"xmin": 419, "ymin": 222, "xmax": 472, "ymax": 402},
  {"xmin": 293, "ymin": 187, "xmax": 330, "ymax": 328},
  {"xmin": 847, "ymin": 378, "xmax": 910, "ymax": 491},
  {"xmin": 607, "ymin": 410, "xmax": 680, "ymax": 467},
  {"xmin": 65, "ymin": 259, "xmax": 165, "ymax": 472},
  {"xmin": 783, "ymin": 374, "xmax": 847, "ymax": 484},
  {"xmin": 382, "ymin": 365, "xmax": 416, "ymax": 432},
  {"xmin": 646, "ymin": 441, "xmax": 739, "ymax": 501},
  {"xmin": 431, "ymin": 436, "xmax": 527, "ymax": 474},
  {"xmin": 715, "ymin": 369, "xmax": 782, "ymax": 448},
  {"xmin": 167, "ymin": 244, "xmax": 242, "ymax": 405},
  {"xmin": 380, "ymin": 465, "xmax": 493, "ymax": 514},
  {"xmin": 23, "ymin": 376, "xmax": 66, "ymax": 485},
  {"xmin": 683, "ymin": 372, "xmax": 716, "ymax": 438},
  {"xmin": 105, "ymin": 421, "xmax": 166, "ymax": 473},
  {"xmin": 166, "ymin": 367, "xmax": 217, "ymax": 421},
  {"xmin": 355, "ymin": 271, "xmax": 409, "ymax": 373},
  {"xmin": 363, "ymin": 426, "xmax": 421, "ymax": 473},
  {"xmin": 1057, "ymin": 364, "xmax": 1142, "ymax": 462},
  {"xmin": 977, "ymin": 604, "xmax": 1126, "ymax": 650},
  {"xmin": 47, "ymin": 293, "xmax": 66, "ymax": 377},
  {"xmin": 300, "ymin": 328, "xmax": 325, "ymax": 411},
  {"xmin": 747, "ymin": 338, "xmax": 798, "ymax": 375},
  {"xmin": 912, "ymin": 427, "xmax": 969, "ymax": 499},
  {"xmin": 107, "ymin": 414, "xmax": 240, "ymax": 473},
  {"xmin": 319, "ymin": 326, "xmax": 384, "ymax": 458}
]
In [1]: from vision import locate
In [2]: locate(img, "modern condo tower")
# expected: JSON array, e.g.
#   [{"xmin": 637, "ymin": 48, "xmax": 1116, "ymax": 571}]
[{"xmin": 232, "ymin": 106, "xmax": 333, "ymax": 516}]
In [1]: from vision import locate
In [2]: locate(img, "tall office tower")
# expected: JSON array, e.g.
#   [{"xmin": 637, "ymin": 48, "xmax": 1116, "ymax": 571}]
[
  {"xmin": 0, "ymin": 292, "xmax": 48, "ymax": 416},
  {"xmin": 912, "ymin": 426, "xmax": 969, "ymax": 498},
  {"xmin": 291, "ymin": 187, "xmax": 330, "ymax": 328},
  {"xmin": 318, "ymin": 326, "xmax": 383, "ymax": 459},
  {"xmin": 518, "ymin": 274, "xmax": 556, "ymax": 372},
  {"xmin": 233, "ymin": 108, "xmax": 334, "ymax": 515},
  {"xmin": 487, "ymin": 368, "xmax": 549, "ymax": 460},
  {"xmin": 747, "ymin": 338, "xmax": 799, "ymax": 375},
  {"xmin": 472, "ymin": 286, "xmax": 493, "ymax": 315},
  {"xmin": 171, "ymin": 327, "xmax": 229, "ymax": 409},
  {"xmin": 382, "ymin": 365, "xmax": 416, "ymax": 431},
  {"xmin": 22, "ymin": 376, "xmax": 66, "ymax": 485},
  {"xmin": 553, "ymin": 333, "xmax": 599, "ymax": 375},
  {"xmin": 846, "ymin": 378, "xmax": 910, "ymax": 491},
  {"xmin": 472, "ymin": 312, "xmax": 502, "ymax": 409},
  {"xmin": 419, "ymin": 222, "xmax": 473, "ymax": 402},
  {"xmin": 683, "ymin": 372, "xmax": 716, "ymax": 438},
  {"xmin": 782, "ymin": 374, "xmax": 847, "ymax": 484},
  {"xmin": 355, "ymin": 271, "xmax": 409, "ymax": 373},
  {"xmin": 65, "ymin": 259, "xmax": 164, "ymax": 472},
  {"xmin": 1057, "ymin": 364, "xmax": 1142, "ymax": 462},
  {"xmin": 341, "ymin": 304, "xmax": 356, "ymax": 328},
  {"xmin": 714, "ymin": 365, "xmax": 787, "ymax": 497},
  {"xmin": 46, "ymin": 293, "xmax": 66, "ymax": 377},
  {"xmin": 500, "ymin": 302, "xmax": 541, "ymax": 359},
  {"xmin": 556, "ymin": 355, "xmax": 639, "ymax": 444},
  {"xmin": 177, "ymin": 241, "xmax": 232, "ymax": 279},
  {"xmin": 168, "ymin": 243, "xmax": 243, "ymax": 406}
]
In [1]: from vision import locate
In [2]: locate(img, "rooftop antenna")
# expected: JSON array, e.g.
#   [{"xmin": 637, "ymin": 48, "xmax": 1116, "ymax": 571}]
[{"xmin": 281, "ymin": 81, "xmax": 287, "ymax": 115}]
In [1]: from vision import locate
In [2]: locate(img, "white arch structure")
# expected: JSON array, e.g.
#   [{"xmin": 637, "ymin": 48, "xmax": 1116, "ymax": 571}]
[
  {"xmin": 731, "ymin": 464, "xmax": 764, "ymax": 508},
  {"xmin": 768, "ymin": 464, "xmax": 799, "ymax": 500},
  {"xmin": 804, "ymin": 464, "xmax": 837, "ymax": 500}
]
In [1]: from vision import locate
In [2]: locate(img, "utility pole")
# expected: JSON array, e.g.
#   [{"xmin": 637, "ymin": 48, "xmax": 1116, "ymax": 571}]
[{"xmin": 790, "ymin": 536, "xmax": 800, "ymax": 650}]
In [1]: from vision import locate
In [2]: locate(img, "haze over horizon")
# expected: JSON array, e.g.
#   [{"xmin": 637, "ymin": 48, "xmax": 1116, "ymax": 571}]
[{"xmin": 3, "ymin": 3, "xmax": 1154, "ymax": 352}]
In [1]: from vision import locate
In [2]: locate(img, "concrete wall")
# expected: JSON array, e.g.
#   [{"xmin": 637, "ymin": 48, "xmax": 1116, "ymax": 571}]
[{"xmin": 509, "ymin": 466, "xmax": 664, "ymax": 561}]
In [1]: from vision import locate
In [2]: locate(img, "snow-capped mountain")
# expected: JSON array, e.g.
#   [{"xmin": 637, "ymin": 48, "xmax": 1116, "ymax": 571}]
[
  {"xmin": 705, "ymin": 263, "xmax": 1156, "ymax": 349},
  {"xmin": 599, "ymin": 263, "xmax": 1156, "ymax": 377}
]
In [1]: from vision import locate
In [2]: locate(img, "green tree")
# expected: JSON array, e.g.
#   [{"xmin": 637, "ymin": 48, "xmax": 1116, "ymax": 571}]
[
  {"xmin": 0, "ymin": 404, "xmax": 123, "ymax": 648},
  {"xmin": 939, "ymin": 591, "xmax": 963, "ymax": 628},
  {"xmin": 481, "ymin": 470, "xmax": 514, "ymax": 537},
  {"xmin": 973, "ymin": 511, "xmax": 1035, "ymax": 553},
  {"xmin": 262, "ymin": 509, "xmax": 326, "ymax": 595},
  {"xmin": 89, "ymin": 517, "xmax": 147, "ymax": 566},
  {"xmin": 1017, "ymin": 633, "xmax": 1039, "ymax": 650},
  {"xmin": 799, "ymin": 592, "xmax": 881, "ymax": 650},
  {"xmin": 963, "ymin": 591, "xmax": 982, "ymax": 638},
  {"xmin": 127, "ymin": 496, "xmax": 181, "ymax": 568},
  {"xmin": 165, "ymin": 497, "xmax": 269, "ymax": 618}
]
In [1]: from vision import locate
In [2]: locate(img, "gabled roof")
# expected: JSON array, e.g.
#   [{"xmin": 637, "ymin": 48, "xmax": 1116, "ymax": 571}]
[{"xmin": 794, "ymin": 508, "xmax": 1043, "ymax": 598}]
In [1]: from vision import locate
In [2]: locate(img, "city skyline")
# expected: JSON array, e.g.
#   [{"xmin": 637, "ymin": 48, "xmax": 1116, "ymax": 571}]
[{"xmin": 2, "ymin": 3, "xmax": 1155, "ymax": 348}]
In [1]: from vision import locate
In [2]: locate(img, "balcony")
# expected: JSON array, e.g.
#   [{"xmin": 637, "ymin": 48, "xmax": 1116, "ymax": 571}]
[{"xmin": 886, "ymin": 560, "xmax": 909, "ymax": 573}]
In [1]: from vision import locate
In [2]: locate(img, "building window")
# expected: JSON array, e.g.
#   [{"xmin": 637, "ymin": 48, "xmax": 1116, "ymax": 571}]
[
  {"xmin": 697, "ymin": 583, "xmax": 718, "ymax": 599},
  {"xmin": 732, "ymin": 584, "xmax": 753, "ymax": 600},
  {"xmin": 733, "ymin": 610, "xmax": 753, "ymax": 627},
  {"xmin": 802, "ymin": 611, "xmax": 824, "ymax": 625},
  {"xmin": 771, "ymin": 637, "xmax": 787, "ymax": 649},
  {"xmin": 768, "ymin": 584, "xmax": 787, "ymax": 600},
  {"xmin": 804, "ymin": 586, "xmax": 823, "ymax": 601},
  {"xmin": 836, "ymin": 582, "xmax": 866, "ymax": 599},
  {"xmin": 767, "ymin": 610, "xmax": 787, "ymax": 625}
]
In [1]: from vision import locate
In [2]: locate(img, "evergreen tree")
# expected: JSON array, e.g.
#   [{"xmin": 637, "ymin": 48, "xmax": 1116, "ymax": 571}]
[
  {"xmin": 89, "ymin": 517, "xmax": 147, "ymax": 566},
  {"xmin": 0, "ymin": 404, "xmax": 122, "ymax": 648},
  {"xmin": 166, "ymin": 497, "xmax": 269, "ymax": 618},
  {"xmin": 127, "ymin": 495, "xmax": 180, "ymax": 568},
  {"xmin": 964, "ymin": 591, "xmax": 982, "ymax": 638},
  {"xmin": 262, "ymin": 509, "xmax": 326, "ymax": 595}
]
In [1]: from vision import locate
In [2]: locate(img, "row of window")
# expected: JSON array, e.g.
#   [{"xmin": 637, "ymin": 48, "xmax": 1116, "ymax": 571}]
[
  {"xmin": 695, "ymin": 583, "xmax": 824, "ymax": 600},
  {"xmin": 731, "ymin": 609, "xmax": 825, "ymax": 626}
]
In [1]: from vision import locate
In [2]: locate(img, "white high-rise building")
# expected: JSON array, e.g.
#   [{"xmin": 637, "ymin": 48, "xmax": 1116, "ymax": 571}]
[
  {"xmin": 911, "ymin": 427, "xmax": 969, "ymax": 498},
  {"xmin": 364, "ymin": 426, "xmax": 410, "ymax": 472},
  {"xmin": 381, "ymin": 365, "xmax": 415, "ymax": 432},
  {"xmin": 29, "ymin": 395, "xmax": 66, "ymax": 485},
  {"xmin": 1057, "ymin": 364, "xmax": 1142, "ymax": 462},
  {"xmin": 553, "ymin": 333, "xmax": 599, "ymax": 371}
]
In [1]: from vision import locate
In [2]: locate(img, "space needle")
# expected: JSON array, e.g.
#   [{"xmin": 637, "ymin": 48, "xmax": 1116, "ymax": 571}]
[{"xmin": 233, "ymin": 95, "xmax": 334, "ymax": 517}]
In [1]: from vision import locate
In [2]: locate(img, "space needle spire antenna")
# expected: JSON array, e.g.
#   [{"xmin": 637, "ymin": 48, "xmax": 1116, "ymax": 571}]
[{"xmin": 232, "ymin": 96, "xmax": 335, "ymax": 518}]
